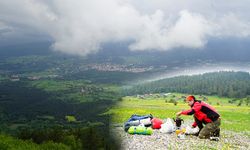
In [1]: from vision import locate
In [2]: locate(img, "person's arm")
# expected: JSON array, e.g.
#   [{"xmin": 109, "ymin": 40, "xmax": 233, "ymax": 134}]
[
  {"xmin": 178, "ymin": 102, "xmax": 202, "ymax": 116},
  {"xmin": 181, "ymin": 109, "xmax": 195, "ymax": 115}
]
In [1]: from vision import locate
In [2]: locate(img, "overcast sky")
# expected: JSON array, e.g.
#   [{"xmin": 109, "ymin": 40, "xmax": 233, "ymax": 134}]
[{"xmin": 0, "ymin": 0, "xmax": 250, "ymax": 56}]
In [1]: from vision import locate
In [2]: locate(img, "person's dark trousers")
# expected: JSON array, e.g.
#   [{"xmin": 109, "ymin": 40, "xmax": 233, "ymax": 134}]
[{"xmin": 198, "ymin": 118, "xmax": 221, "ymax": 139}]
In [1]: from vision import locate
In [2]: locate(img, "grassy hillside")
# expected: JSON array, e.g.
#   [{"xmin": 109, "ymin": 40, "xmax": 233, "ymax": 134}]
[{"xmin": 107, "ymin": 93, "xmax": 250, "ymax": 133}]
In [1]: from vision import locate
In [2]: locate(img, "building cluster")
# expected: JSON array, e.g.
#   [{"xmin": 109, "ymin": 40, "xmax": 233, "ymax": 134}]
[
  {"xmin": 87, "ymin": 63, "xmax": 153, "ymax": 73},
  {"xmin": 9, "ymin": 74, "xmax": 58, "ymax": 82}
]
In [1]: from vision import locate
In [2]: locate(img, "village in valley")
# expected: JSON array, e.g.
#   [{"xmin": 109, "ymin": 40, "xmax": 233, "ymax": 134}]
[{"xmin": 5, "ymin": 62, "xmax": 156, "ymax": 82}]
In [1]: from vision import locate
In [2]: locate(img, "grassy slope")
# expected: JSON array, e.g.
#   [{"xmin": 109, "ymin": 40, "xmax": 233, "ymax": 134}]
[{"xmin": 107, "ymin": 93, "xmax": 250, "ymax": 133}]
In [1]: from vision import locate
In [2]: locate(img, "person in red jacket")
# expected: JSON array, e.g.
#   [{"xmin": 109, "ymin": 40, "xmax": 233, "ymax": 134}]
[{"xmin": 176, "ymin": 95, "xmax": 221, "ymax": 139}]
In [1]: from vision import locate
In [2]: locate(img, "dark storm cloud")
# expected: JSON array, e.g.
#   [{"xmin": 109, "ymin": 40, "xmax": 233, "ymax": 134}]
[{"xmin": 0, "ymin": 0, "xmax": 250, "ymax": 55}]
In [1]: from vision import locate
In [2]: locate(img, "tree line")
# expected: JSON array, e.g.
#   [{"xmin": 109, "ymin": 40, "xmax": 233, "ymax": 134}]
[{"xmin": 125, "ymin": 71, "xmax": 250, "ymax": 98}]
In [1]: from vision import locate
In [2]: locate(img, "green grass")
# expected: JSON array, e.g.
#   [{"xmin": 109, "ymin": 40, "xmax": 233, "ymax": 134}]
[{"xmin": 106, "ymin": 93, "xmax": 250, "ymax": 133}]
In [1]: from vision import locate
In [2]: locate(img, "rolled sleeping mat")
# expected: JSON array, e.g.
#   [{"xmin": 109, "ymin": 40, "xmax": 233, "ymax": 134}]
[{"xmin": 128, "ymin": 126, "xmax": 153, "ymax": 135}]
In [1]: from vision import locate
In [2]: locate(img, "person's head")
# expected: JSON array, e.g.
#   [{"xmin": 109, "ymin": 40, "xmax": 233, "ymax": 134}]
[{"xmin": 185, "ymin": 95, "xmax": 196, "ymax": 106}]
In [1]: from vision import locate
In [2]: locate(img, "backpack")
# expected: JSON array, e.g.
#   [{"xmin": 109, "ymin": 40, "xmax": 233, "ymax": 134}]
[{"xmin": 124, "ymin": 114, "xmax": 153, "ymax": 132}]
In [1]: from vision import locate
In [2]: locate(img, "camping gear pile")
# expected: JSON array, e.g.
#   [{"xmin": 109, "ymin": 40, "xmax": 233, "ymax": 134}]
[
  {"xmin": 124, "ymin": 114, "xmax": 176, "ymax": 135},
  {"xmin": 124, "ymin": 114, "xmax": 199, "ymax": 138}
]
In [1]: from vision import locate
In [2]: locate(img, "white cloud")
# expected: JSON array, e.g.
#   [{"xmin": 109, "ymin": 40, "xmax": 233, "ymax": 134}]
[
  {"xmin": 215, "ymin": 13, "xmax": 250, "ymax": 38},
  {"xmin": 129, "ymin": 10, "xmax": 213, "ymax": 51},
  {"xmin": 0, "ymin": 0, "xmax": 250, "ymax": 55}
]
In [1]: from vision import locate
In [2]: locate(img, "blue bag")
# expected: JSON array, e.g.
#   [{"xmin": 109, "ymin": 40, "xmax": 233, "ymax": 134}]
[{"xmin": 124, "ymin": 114, "xmax": 153, "ymax": 132}]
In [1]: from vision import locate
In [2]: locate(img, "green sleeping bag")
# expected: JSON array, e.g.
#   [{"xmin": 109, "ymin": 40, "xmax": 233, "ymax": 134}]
[{"xmin": 128, "ymin": 126, "xmax": 153, "ymax": 135}]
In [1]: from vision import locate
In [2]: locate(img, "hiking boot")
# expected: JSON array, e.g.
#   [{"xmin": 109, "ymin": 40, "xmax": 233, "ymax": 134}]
[
  {"xmin": 193, "ymin": 132, "xmax": 199, "ymax": 136},
  {"xmin": 210, "ymin": 137, "xmax": 220, "ymax": 141},
  {"xmin": 213, "ymin": 128, "xmax": 220, "ymax": 137}
]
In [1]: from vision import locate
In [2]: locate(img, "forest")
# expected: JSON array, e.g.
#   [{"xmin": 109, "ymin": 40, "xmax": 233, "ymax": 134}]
[
  {"xmin": 125, "ymin": 71, "xmax": 250, "ymax": 99},
  {"xmin": 0, "ymin": 79, "xmax": 121, "ymax": 149}
]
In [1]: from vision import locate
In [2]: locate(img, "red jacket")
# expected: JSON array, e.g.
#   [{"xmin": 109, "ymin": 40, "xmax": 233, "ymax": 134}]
[{"xmin": 181, "ymin": 100, "xmax": 220, "ymax": 127}]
